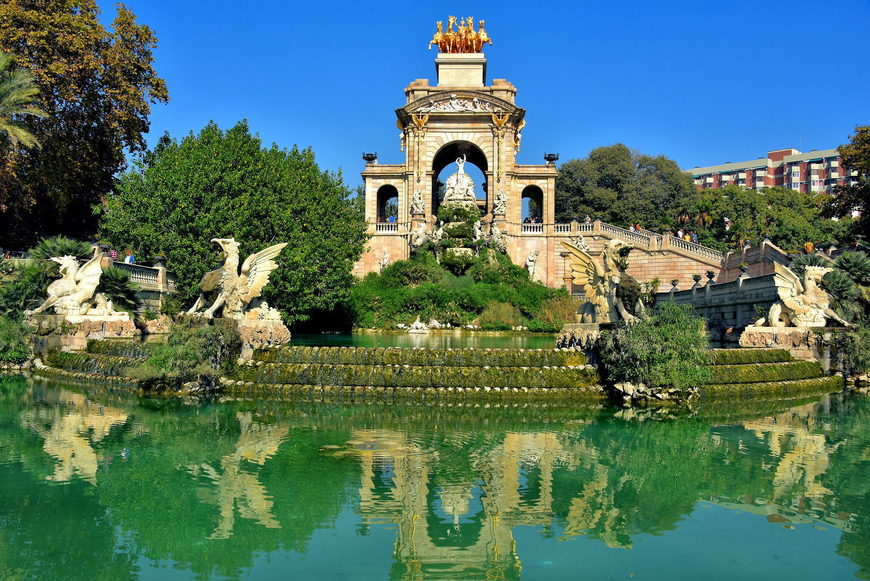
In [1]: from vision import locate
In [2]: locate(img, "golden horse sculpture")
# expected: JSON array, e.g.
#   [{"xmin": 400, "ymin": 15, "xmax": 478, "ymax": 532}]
[{"xmin": 429, "ymin": 17, "xmax": 492, "ymax": 53}]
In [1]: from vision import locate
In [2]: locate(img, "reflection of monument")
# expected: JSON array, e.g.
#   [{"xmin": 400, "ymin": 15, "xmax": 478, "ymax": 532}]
[
  {"xmin": 20, "ymin": 391, "xmax": 130, "ymax": 484},
  {"xmin": 186, "ymin": 412, "xmax": 287, "ymax": 539}
]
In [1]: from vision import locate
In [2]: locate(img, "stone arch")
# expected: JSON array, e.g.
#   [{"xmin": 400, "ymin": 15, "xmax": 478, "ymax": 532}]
[
  {"xmin": 521, "ymin": 185, "xmax": 543, "ymax": 222},
  {"xmin": 376, "ymin": 185, "xmax": 399, "ymax": 223},
  {"xmin": 431, "ymin": 141, "xmax": 488, "ymax": 216}
]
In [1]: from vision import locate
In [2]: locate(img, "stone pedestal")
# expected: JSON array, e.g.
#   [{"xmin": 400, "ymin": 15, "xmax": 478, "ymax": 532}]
[
  {"xmin": 236, "ymin": 319, "xmax": 291, "ymax": 360},
  {"xmin": 28, "ymin": 314, "xmax": 140, "ymax": 355},
  {"xmin": 739, "ymin": 325, "xmax": 846, "ymax": 370},
  {"xmin": 436, "ymin": 53, "xmax": 486, "ymax": 86}
]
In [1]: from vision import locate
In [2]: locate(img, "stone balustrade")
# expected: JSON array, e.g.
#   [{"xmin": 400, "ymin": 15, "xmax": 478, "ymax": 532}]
[{"xmin": 376, "ymin": 222, "xmax": 400, "ymax": 232}]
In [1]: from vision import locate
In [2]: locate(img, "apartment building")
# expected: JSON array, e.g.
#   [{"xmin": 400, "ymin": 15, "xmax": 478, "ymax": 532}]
[{"xmin": 687, "ymin": 148, "xmax": 860, "ymax": 194}]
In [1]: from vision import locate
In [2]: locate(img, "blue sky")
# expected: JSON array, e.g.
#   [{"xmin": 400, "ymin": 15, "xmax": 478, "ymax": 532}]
[{"xmin": 101, "ymin": 0, "xmax": 870, "ymax": 186}]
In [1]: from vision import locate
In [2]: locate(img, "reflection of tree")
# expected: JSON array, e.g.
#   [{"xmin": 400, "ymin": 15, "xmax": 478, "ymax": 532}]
[
  {"xmin": 0, "ymin": 378, "xmax": 136, "ymax": 581},
  {"xmin": 2, "ymin": 378, "xmax": 869, "ymax": 579}
]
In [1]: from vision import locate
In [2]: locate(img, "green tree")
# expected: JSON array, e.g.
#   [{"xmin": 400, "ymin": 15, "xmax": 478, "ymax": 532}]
[
  {"xmin": 98, "ymin": 121, "xmax": 368, "ymax": 325},
  {"xmin": 0, "ymin": 50, "xmax": 46, "ymax": 148},
  {"xmin": 824, "ymin": 125, "xmax": 870, "ymax": 239},
  {"xmin": 681, "ymin": 185, "xmax": 849, "ymax": 252},
  {"xmin": 0, "ymin": 1, "xmax": 168, "ymax": 248},
  {"xmin": 555, "ymin": 144, "xmax": 695, "ymax": 228}
]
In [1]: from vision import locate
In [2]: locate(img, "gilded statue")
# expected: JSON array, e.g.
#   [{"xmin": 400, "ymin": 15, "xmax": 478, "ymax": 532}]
[
  {"xmin": 756, "ymin": 263, "xmax": 852, "ymax": 328},
  {"xmin": 429, "ymin": 16, "xmax": 492, "ymax": 53},
  {"xmin": 188, "ymin": 238, "xmax": 287, "ymax": 320},
  {"xmin": 561, "ymin": 240, "xmax": 644, "ymax": 324}
]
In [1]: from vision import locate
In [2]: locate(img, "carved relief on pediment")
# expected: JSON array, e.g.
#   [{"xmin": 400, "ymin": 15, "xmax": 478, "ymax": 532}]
[{"xmin": 405, "ymin": 92, "xmax": 515, "ymax": 115}]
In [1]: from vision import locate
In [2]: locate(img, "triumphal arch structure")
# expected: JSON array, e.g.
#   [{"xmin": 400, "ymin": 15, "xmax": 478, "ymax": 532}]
[
  {"xmin": 354, "ymin": 19, "xmax": 728, "ymax": 289},
  {"xmin": 354, "ymin": 19, "xmax": 561, "ymax": 284}
]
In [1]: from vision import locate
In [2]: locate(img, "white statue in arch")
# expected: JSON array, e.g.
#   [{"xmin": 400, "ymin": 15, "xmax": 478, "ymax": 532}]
[
  {"xmin": 442, "ymin": 154, "xmax": 477, "ymax": 204},
  {"xmin": 411, "ymin": 189, "xmax": 425, "ymax": 215},
  {"xmin": 493, "ymin": 188, "xmax": 507, "ymax": 216}
]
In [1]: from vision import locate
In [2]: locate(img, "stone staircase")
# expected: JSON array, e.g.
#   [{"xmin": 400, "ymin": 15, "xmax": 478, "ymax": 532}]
[
  {"xmin": 38, "ymin": 340, "xmax": 154, "ymax": 385},
  {"xmin": 701, "ymin": 348, "xmax": 843, "ymax": 400},
  {"xmin": 226, "ymin": 346, "xmax": 601, "ymax": 398}
]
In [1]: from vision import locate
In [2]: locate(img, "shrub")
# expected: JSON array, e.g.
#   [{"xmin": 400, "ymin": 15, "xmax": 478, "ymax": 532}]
[
  {"xmin": 380, "ymin": 255, "xmax": 443, "ymax": 287},
  {"xmin": 598, "ymin": 301, "xmax": 712, "ymax": 390},
  {"xmin": 96, "ymin": 266, "xmax": 139, "ymax": 312},
  {"xmin": 534, "ymin": 294, "xmax": 579, "ymax": 327},
  {"xmin": 437, "ymin": 205, "xmax": 479, "ymax": 224},
  {"xmin": 160, "ymin": 295, "xmax": 183, "ymax": 317},
  {"xmin": 526, "ymin": 318, "xmax": 561, "ymax": 333},
  {"xmin": 440, "ymin": 249, "xmax": 476, "ymax": 275},
  {"xmin": 0, "ymin": 262, "xmax": 55, "ymax": 321},
  {"xmin": 840, "ymin": 327, "xmax": 870, "ymax": 376},
  {"xmin": 835, "ymin": 251, "xmax": 870, "ymax": 286},
  {"xmin": 130, "ymin": 318, "xmax": 240, "ymax": 391},
  {"xmin": 0, "ymin": 316, "xmax": 30, "ymax": 364},
  {"xmin": 789, "ymin": 253, "xmax": 831, "ymax": 279},
  {"xmin": 479, "ymin": 301, "xmax": 525, "ymax": 331},
  {"xmin": 28, "ymin": 236, "xmax": 92, "ymax": 260}
]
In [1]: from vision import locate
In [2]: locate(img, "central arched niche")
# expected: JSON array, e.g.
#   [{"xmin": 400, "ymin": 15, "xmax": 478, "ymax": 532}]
[{"xmin": 431, "ymin": 141, "xmax": 488, "ymax": 216}]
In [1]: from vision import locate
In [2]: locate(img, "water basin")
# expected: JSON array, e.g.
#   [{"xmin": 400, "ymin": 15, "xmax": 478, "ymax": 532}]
[{"xmin": 0, "ymin": 374, "xmax": 865, "ymax": 580}]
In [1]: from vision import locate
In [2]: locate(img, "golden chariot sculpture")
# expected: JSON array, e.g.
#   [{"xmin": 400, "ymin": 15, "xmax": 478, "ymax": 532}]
[{"xmin": 429, "ymin": 17, "xmax": 492, "ymax": 53}]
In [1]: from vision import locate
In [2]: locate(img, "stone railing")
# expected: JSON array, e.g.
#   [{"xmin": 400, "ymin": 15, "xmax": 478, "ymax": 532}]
[
  {"xmin": 111, "ymin": 261, "xmax": 176, "ymax": 293},
  {"xmin": 655, "ymin": 272, "xmax": 781, "ymax": 337},
  {"xmin": 375, "ymin": 222, "xmax": 399, "ymax": 232},
  {"xmin": 664, "ymin": 235, "xmax": 725, "ymax": 263},
  {"xmin": 521, "ymin": 223, "xmax": 543, "ymax": 233},
  {"xmin": 599, "ymin": 222, "xmax": 653, "ymax": 248},
  {"xmin": 547, "ymin": 221, "xmax": 725, "ymax": 265}
]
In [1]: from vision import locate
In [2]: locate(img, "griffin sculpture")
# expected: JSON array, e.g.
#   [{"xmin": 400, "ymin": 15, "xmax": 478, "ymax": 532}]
[
  {"xmin": 25, "ymin": 252, "xmax": 125, "ymax": 318},
  {"xmin": 756, "ymin": 263, "xmax": 852, "ymax": 328},
  {"xmin": 188, "ymin": 238, "xmax": 287, "ymax": 320},
  {"xmin": 561, "ymin": 239, "xmax": 643, "ymax": 324}
]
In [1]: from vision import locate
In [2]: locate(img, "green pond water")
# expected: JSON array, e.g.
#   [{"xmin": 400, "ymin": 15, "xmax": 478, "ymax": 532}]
[
  {"xmin": 1, "ymin": 375, "xmax": 868, "ymax": 580},
  {"xmin": 290, "ymin": 331, "xmax": 556, "ymax": 350}
]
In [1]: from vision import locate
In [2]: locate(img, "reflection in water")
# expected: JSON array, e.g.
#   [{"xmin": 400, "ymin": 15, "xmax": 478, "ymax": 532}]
[
  {"xmin": 0, "ymin": 376, "xmax": 867, "ymax": 580},
  {"xmin": 18, "ymin": 390, "xmax": 131, "ymax": 484},
  {"xmin": 187, "ymin": 412, "xmax": 288, "ymax": 539}
]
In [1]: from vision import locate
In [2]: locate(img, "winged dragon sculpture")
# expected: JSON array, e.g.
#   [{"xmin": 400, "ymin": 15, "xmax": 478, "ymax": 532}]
[
  {"xmin": 561, "ymin": 238, "xmax": 643, "ymax": 324},
  {"xmin": 188, "ymin": 238, "xmax": 287, "ymax": 320},
  {"xmin": 756, "ymin": 263, "xmax": 852, "ymax": 328},
  {"xmin": 25, "ymin": 252, "xmax": 126, "ymax": 318}
]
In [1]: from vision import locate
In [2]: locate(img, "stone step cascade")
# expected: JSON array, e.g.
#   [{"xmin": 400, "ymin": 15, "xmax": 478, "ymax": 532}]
[
  {"xmin": 701, "ymin": 348, "xmax": 842, "ymax": 400},
  {"xmin": 35, "ymin": 342, "xmax": 843, "ymax": 404},
  {"xmin": 230, "ymin": 346, "xmax": 601, "ymax": 397},
  {"xmin": 38, "ymin": 340, "xmax": 156, "ymax": 385}
]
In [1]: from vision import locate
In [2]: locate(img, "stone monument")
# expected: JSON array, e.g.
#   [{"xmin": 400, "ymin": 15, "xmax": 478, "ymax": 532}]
[
  {"xmin": 740, "ymin": 262, "xmax": 852, "ymax": 358},
  {"xmin": 26, "ymin": 251, "xmax": 139, "ymax": 350},
  {"xmin": 188, "ymin": 238, "xmax": 291, "ymax": 354},
  {"xmin": 556, "ymin": 240, "xmax": 646, "ymax": 349}
]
